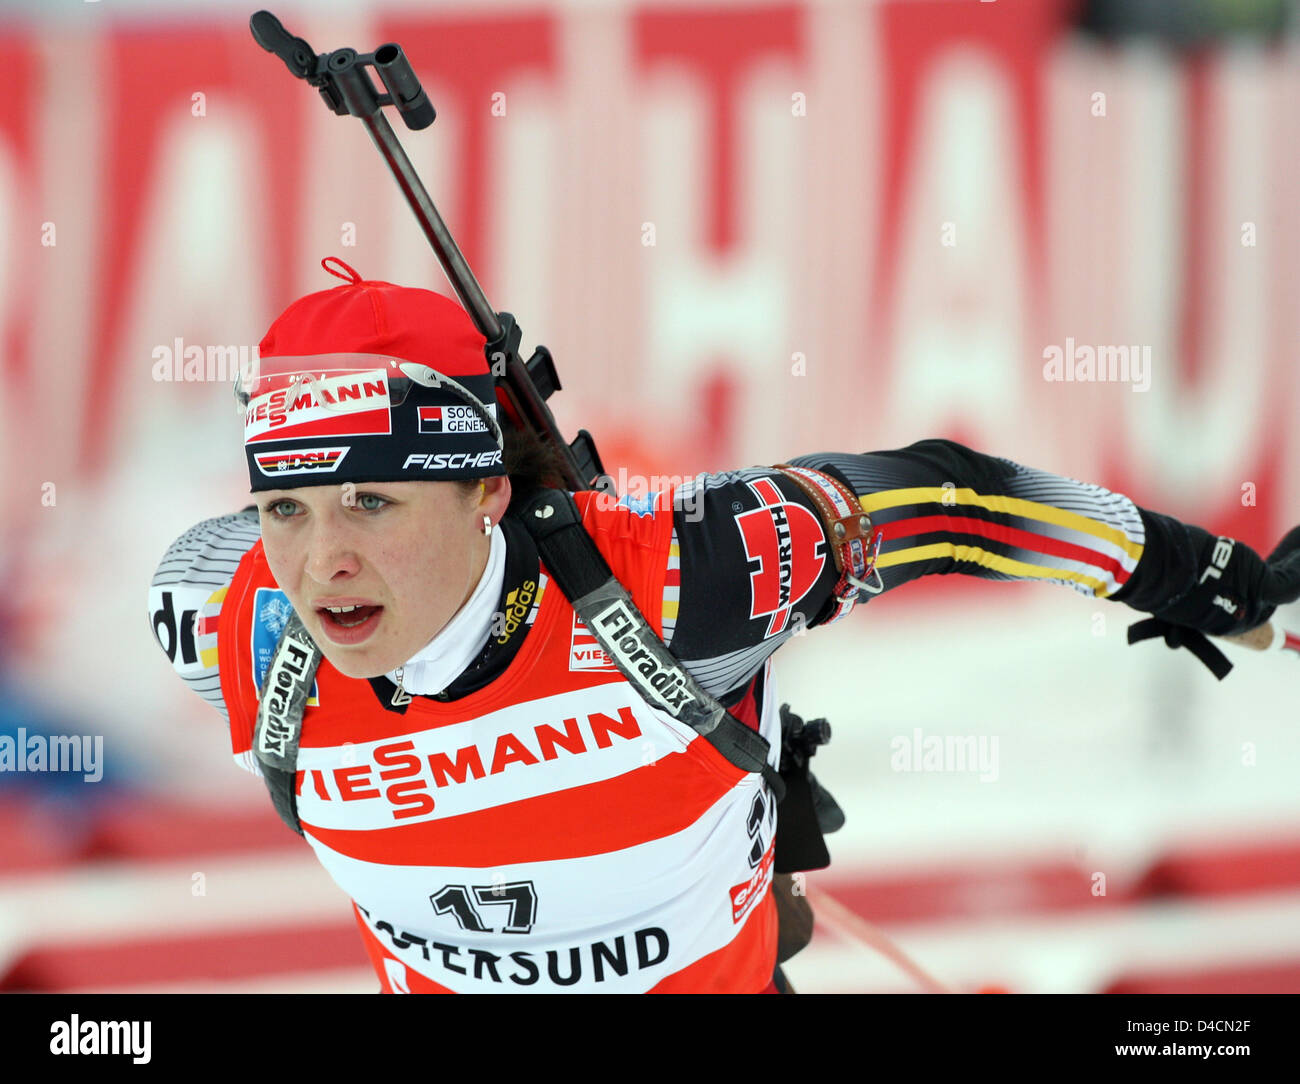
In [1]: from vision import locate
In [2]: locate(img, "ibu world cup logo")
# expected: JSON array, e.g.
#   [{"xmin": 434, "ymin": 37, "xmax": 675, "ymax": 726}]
[{"xmin": 260, "ymin": 596, "xmax": 294, "ymax": 638}]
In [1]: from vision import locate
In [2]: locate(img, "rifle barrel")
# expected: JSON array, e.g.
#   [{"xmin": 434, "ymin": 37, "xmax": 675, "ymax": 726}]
[{"xmin": 360, "ymin": 110, "xmax": 501, "ymax": 341}]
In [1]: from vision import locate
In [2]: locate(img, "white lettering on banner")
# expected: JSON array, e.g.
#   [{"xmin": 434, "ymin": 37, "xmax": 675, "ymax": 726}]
[
  {"xmin": 642, "ymin": 95, "xmax": 791, "ymax": 460},
  {"xmin": 889, "ymin": 54, "xmax": 1028, "ymax": 453},
  {"xmin": 38, "ymin": 22, "xmax": 1283, "ymax": 510},
  {"xmin": 1117, "ymin": 49, "xmax": 1270, "ymax": 501},
  {"xmin": 22, "ymin": 11, "xmax": 1289, "ymax": 512},
  {"xmin": 12, "ymin": 7, "xmax": 1299, "ymax": 742}
]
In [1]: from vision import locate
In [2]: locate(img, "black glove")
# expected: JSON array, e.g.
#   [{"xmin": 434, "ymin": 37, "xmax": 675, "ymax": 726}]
[
  {"xmin": 1126, "ymin": 518, "xmax": 1300, "ymax": 678},
  {"xmin": 1151, "ymin": 523, "xmax": 1300, "ymax": 636},
  {"xmin": 1262, "ymin": 525, "xmax": 1300, "ymax": 607}
]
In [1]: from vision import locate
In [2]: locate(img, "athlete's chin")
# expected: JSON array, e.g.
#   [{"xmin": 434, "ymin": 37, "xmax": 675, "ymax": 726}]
[
  {"xmin": 319, "ymin": 649, "xmax": 377, "ymax": 675},
  {"xmin": 311, "ymin": 626, "xmax": 389, "ymax": 678},
  {"xmin": 319, "ymin": 646, "xmax": 394, "ymax": 681},
  {"xmin": 311, "ymin": 609, "xmax": 451, "ymax": 681}
]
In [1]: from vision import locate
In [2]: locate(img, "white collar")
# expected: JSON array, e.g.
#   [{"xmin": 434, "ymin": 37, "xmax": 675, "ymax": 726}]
[{"xmin": 385, "ymin": 523, "xmax": 506, "ymax": 695}]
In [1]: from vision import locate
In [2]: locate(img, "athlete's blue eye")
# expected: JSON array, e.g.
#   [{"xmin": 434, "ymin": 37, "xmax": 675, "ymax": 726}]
[
  {"xmin": 264, "ymin": 499, "xmax": 299, "ymax": 519},
  {"xmin": 355, "ymin": 493, "xmax": 390, "ymax": 511}
]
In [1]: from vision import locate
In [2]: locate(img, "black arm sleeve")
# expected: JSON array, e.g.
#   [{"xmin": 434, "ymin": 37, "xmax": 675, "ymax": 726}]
[
  {"xmin": 662, "ymin": 439, "xmax": 1288, "ymax": 696},
  {"xmin": 662, "ymin": 439, "xmax": 1147, "ymax": 694},
  {"xmin": 785, "ymin": 439, "xmax": 1147, "ymax": 602}
]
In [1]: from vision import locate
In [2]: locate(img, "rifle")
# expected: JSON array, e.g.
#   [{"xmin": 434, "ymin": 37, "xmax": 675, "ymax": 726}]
[{"xmin": 248, "ymin": 10, "xmax": 606, "ymax": 494}]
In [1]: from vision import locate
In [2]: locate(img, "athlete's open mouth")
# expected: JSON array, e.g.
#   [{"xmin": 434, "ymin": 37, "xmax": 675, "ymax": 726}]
[
  {"xmin": 321, "ymin": 604, "xmax": 378, "ymax": 628},
  {"xmin": 314, "ymin": 601, "xmax": 384, "ymax": 643}
]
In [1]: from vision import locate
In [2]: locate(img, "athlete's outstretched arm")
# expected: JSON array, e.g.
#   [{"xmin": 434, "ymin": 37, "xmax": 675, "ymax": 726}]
[
  {"xmin": 786, "ymin": 439, "xmax": 1300, "ymax": 641},
  {"xmin": 663, "ymin": 439, "xmax": 1300, "ymax": 695}
]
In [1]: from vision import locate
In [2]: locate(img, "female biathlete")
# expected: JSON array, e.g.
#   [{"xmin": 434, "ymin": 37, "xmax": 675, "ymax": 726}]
[{"xmin": 149, "ymin": 258, "xmax": 1300, "ymax": 993}]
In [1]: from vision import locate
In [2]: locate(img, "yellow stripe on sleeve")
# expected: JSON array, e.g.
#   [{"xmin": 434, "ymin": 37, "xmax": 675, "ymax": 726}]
[
  {"xmin": 858, "ymin": 487, "xmax": 1142, "ymax": 561},
  {"xmin": 876, "ymin": 542, "xmax": 1112, "ymax": 596}
]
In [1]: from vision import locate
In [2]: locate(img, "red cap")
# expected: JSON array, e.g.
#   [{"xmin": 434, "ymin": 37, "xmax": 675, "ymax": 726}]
[
  {"xmin": 259, "ymin": 257, "xmax": 489, "ymax": 379},
  {"xmin": 243, "ymin": 258, "xmax": 504, "ymax": 491}
]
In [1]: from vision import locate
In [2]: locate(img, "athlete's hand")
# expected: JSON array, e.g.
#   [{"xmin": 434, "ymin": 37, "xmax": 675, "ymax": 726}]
[
  {"xmin": 1261, "ymin": 525, "xmax": 1300, "ymax": 609},
  {"xmin": 1128, "ymin": 523, "xmax": 1300, "ymax": 675},
  {"xmin": 1218, "ymin": 526, "xmax": 1300, "ymax": 652},
  {"xmin": 1151, "ymin": 525, "xmax": 1300, "ymax": 638}
]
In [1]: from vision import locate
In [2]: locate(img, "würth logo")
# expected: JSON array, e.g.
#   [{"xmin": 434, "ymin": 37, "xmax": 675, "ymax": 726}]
[{"xmin": 735, "ymin": 478, "xmax": 826, "ymax": 637}]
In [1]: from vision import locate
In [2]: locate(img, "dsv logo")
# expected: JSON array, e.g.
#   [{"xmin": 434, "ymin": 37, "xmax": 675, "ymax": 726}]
[{"xmin": 151, "ymin": 591, "xmax": 203, "ymax": 667}]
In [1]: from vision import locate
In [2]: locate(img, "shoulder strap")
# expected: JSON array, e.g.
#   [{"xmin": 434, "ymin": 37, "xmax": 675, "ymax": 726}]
[
  {"xmin": 518, "ymin": 488, "xmax": 786, "ymax": 803},
  {"xmin": 252, "ymin": 610, "xmax": 322, "ymax": 836}
]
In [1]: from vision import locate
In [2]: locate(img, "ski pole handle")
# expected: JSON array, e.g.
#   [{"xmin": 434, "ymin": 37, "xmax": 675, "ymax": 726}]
[{"xmin": 1220, "ymin": 621, "xmax": 1300, "ymax": 656}]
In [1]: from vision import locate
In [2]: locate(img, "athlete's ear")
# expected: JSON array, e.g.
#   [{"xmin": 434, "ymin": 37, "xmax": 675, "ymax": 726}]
[{"xmin": 478, "ymin": 475, "xmax": 511, "ymax": 524}]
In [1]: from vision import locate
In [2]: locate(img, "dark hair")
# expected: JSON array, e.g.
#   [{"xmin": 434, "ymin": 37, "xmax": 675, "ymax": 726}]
[{"xmin": 456, "ymin": 425, "xmax": 570, "ymax": 514}]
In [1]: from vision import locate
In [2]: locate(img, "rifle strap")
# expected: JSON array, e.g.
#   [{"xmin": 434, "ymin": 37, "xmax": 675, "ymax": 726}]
[
  {"xmin": 252, "ymin": 611, "xmax": 321, "ymax": 836},
  {"xmin": 518, "ymin": 488, "xmax": 785, "ymax": 804}
]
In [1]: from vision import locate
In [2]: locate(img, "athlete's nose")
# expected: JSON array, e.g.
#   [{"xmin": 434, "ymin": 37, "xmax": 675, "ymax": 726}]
[{"xmin": 304, "ymin": 511, "xmax": 362, "ymax": 585}]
